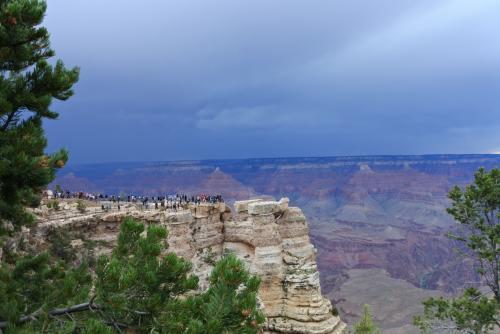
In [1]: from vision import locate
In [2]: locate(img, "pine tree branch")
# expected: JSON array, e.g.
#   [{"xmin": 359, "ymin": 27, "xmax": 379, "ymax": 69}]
[
  {"xmin": 0, "ymin": 110, "xmax": 17, "ymax": 131},
  {"xmin": 0, "ymin": 299, "xmax": 151, "ymax": 329},
  {"xmin": 3, "ymin": 35, "xmax": 40, "ymax": 49},
  {"xmin": 50, "ymin": 302, "xmax": 101, "ymax": 316},
  {"xmin": 0, "ymin": 301, "xmax": 101, "ymax": 329}
]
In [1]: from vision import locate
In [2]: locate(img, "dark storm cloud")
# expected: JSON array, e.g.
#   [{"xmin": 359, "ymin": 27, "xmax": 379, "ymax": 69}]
[{"xmin": 43, "ymin": 0, "xmax": 500, "ymax": 163}]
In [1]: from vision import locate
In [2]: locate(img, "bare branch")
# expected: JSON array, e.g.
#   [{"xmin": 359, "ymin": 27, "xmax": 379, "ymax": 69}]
[
  {"xmin": 0, "ymin": 302, "xmax": 100, "ymax": 329},
  {"xmin": 0, "ymin": 298, "xmax": 150, "ymax": 330}
]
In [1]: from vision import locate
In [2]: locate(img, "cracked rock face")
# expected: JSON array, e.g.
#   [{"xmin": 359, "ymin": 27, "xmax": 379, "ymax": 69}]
[{"xmin": 32, "ymin": 198, "xmax": 346, "ymax": 334}]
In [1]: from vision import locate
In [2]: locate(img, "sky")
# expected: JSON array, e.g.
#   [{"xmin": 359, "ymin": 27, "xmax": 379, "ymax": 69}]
[{"xmin": 43, "ymin": 0, "xmax": 500, "ymax": 164}]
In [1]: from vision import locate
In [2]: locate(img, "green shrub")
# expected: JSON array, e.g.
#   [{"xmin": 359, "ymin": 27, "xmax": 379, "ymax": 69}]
[
  {"xmin": 353, "ymin": 304, "xmax": 380, "ymax": 334},
  {"xmin": 47, "ymin": 228, "xmax": 75, "ymax": 262},
  {"xmin": 76, "ymin": 200, "xmax": 87, "ymax": 213},
  {"xmin": 47, "ymin": 199, "xmax": 60, "ymax": 211}
]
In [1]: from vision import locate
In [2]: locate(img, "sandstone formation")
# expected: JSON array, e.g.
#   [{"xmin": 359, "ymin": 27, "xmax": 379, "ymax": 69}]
[{"xmin": 31, "ymin": 198, "xmax": 346, "ymax": 334}]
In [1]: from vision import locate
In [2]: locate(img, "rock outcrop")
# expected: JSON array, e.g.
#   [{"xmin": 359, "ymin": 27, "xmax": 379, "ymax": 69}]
[{"xmin": 32, "ymin": 198, "xmax": 346, "ymax": 334}]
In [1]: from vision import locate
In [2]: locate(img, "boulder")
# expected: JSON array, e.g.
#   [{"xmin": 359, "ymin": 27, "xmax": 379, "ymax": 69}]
[
  {"xmin": 248, "ymin": 201, "xmax": 279, "ymax": 215},
  {"xmin": 234, "ymin": 199, "xmax": 263, "ymax": 213}
]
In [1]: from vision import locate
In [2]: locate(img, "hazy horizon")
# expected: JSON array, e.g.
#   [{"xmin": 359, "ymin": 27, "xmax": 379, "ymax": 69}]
[{"xmin": 60, "ymin": 152, "xmax": 500, "ymax": 168}]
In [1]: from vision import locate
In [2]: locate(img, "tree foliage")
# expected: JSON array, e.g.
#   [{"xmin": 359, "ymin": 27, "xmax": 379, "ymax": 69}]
[
  {"xmin": 447, "ymin": 168, "xmax": 500, "ymax": 301},
  {"xmin": 0, "ymin": 0, "xmax": 79, "ymax": 234},
  {"xmin": 0, "ymin": 252, "xmax": 91, "ymax": 332},
  {"xmin": 414, "ymin": 288, "xmax": 498, "ymax": 334},
  {"xmin": 414, "ymin": 167, "xmax": 500, "ymax": 333},
  {"xmin": 188, "ymin": 253, "xmax": 265, "ymax": 333},
  {"xmin": 93, "ymin": 218, "xmax": 199, "ymax": 333},
  {"xmin": 353, "ymin": 304, "xmax": 380, "ymax": 334},
  {"xmin": 0, "ymin": 218, "xmax": 265, "ymax": 333}
]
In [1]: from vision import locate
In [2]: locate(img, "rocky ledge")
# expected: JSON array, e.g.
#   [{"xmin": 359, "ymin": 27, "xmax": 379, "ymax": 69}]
[{"xmin": 32, "ymin": 198, "xmax": 346, "ymax": 334}]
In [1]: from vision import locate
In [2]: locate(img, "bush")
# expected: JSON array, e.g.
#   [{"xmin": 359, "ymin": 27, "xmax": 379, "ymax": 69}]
[
  {"xmin": 47, "ymin": 199, "xmax": 60, "ymax": 211},
  {"xmin": 47, "ymin": 228, "xmax": 76, "ymax": 262},
  {"xmin": 77, "ymin": 200, "xmax": 87, "ymax": 213}
]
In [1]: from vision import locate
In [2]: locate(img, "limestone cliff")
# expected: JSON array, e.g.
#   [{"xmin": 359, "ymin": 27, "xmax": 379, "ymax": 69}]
[{"xmin": 32, "ymin": 198, "xmax": 346, "ymax": 334}]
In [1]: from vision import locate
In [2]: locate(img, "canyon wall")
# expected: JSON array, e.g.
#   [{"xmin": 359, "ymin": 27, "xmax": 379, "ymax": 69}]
[
  {"xmin": 33, "ymin": 198, "xmax": 346, "ymax": 334},
  {"xmin": 53, "ymin": 155, "xmax": 500, "ymax": 331}
]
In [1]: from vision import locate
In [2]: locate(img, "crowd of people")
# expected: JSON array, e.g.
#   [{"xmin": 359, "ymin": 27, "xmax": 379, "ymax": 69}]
[{"xmin": 46, "ymin": 189, "xmax": 224, "ymax": 211}]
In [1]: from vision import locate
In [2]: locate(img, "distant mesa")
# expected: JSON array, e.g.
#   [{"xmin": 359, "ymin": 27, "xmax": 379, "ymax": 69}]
[
  {"xmin": 52, "ymin": 172, "xmax": 98, "ymax": 193},
  {"xmin": 199, "ymin": 168, "xmax": 255, "ymax": 200}
]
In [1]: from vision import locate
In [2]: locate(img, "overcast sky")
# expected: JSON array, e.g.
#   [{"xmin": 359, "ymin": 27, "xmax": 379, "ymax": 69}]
[{"xmin": 43, "ymin": 0, "xmax": 500, "ymax": 163}]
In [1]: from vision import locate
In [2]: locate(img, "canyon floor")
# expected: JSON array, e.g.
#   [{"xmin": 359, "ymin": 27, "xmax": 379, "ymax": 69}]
[{"xmin": 326, "ymin": 268, "xmax": 446, "ymax": 333}]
